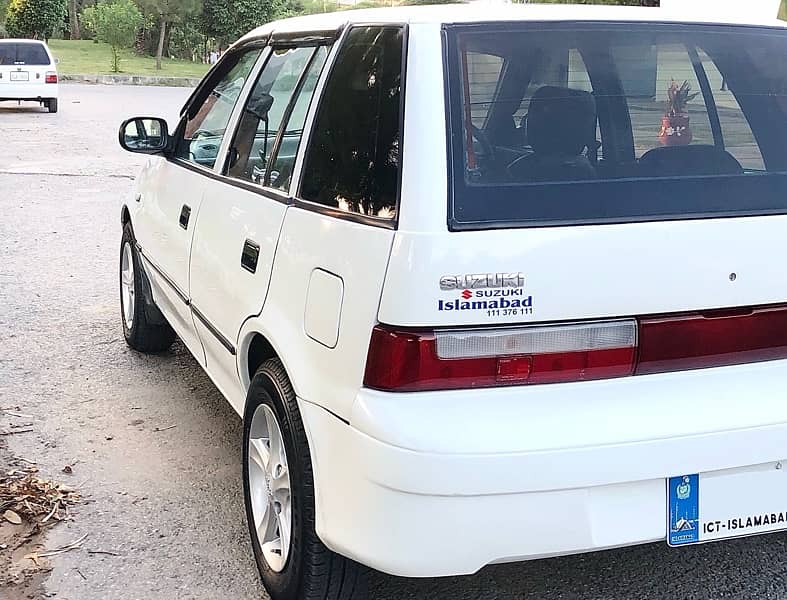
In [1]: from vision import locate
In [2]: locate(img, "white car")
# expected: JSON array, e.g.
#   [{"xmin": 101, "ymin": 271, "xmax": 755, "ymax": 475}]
[
  {"xmin": 118, "ymin": 4, "xmax": 787, "ymax": 599},
  {"xmin": 0, "ymin": 39, "xmax": 59, "ymax": 113}
]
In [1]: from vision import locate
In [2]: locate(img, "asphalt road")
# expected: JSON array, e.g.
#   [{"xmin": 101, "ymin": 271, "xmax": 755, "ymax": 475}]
[{"xmin": 3, "ymin": 84, "xmax": 787, "ymax": 600}]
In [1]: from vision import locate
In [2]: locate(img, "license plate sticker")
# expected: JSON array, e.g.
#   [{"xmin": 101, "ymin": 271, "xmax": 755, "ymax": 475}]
[
  {"xmin": 668, "ymin": 474, "xmax": 700, "ymax": 545},
  {"xmin": 10, "ymin": 71, "xmax": 29, "ymax": 81},
  {"xmin": 668, "ymin": 464, "xmax": 787, "ymax": 547}
]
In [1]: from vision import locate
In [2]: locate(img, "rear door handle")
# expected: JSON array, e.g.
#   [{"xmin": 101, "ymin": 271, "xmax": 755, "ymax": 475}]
[
  {"xmin": 241, "ymin": 239, "xmax": 260, "ymax": 273},
  {"xmin": 179, "ymin": 204, "xmax": 191, "ymax": 229}
]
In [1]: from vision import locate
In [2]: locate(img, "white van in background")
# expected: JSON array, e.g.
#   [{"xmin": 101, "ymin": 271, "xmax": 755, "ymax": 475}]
[{"xmin": 0, "ymin": 39, "xmax": 59, "ymax": 113}]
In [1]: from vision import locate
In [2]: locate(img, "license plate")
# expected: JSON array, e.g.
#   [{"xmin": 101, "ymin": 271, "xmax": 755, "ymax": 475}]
[
  {"xmin": 668, "ymin": 462, "xmax": 787, "ymax": 546},
  {"xmin": 10, "ymin": 71, "xmax": 29, "ymax": 81}
]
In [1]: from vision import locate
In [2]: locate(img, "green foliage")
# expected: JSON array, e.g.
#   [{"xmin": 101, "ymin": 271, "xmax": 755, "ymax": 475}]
[
  {"xmin": 0, "ymin": 23, "xmax": 7, "ymax": 38},
  {"xmin": 202, "ymin": 0, "xmax": 287, "ymax": 46},
  {"xmin": 92, "ymin": 0, "xmax": 143, "ymax": 72},
  {"xmin": 167, "ymin": 14, "xmax": 205, "ymax": 60},
  {"xmin": 202, "ymin": 0, "xmax": 232, "ymax": 42},
  {"xmin": 136, "ymin": 0, "xmax": 201, "ymax": 23},
  {"xmin": 6, "ymin": 0, "xmax": 67, "ymax": 40},
  {"xmin": 48, "ymin": 38, "xmax": 210, "ymax": 75},
  {"xmin": 80, "ymin": 4, "xmax": 97, "ymax": 38},
  {"xmin": 780, "ymin": 0, "xmax": 787, "ymax": 22},
  {"xmin": 136, "ymin": 0, "xmax": 201, "ymax": 69}
]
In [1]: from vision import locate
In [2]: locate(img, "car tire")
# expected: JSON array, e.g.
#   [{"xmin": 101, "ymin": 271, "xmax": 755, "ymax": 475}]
[
  {"xmin": 243, "ymin": 358, "xmax": 368, "ymax": 600},
  {"xmin": 47, "ymin": 98, "xmax": 58, "ymax": 113},
  {"xmin": 120, "ymin": 222, "xmax": 176, "ymax": 353}
]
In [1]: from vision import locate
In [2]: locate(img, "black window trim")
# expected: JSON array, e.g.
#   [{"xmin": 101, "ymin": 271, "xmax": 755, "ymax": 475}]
[
  {"xmin": 292, "ymin": 22, "xmax": 409, "ymax": 231},
  {"xmin": 443, "ymin": 20, "xmax": 787, "ymax": 232},
  {"xmin": 270, "ymin": 27, "xmax": 344, "ymax": 47}
]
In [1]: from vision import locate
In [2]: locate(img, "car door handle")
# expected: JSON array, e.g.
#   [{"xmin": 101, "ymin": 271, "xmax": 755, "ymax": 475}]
[
  {"xmin": 179, "ymin": 204, "xmax": 191, "ymax": 230},
  {"xmin": 241, "ymin": 239, "xmax": 260, "ymax": 273}
]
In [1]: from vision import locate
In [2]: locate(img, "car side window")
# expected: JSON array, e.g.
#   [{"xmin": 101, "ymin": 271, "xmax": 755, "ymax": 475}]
[
  {"xmin": 267, "ymin": 46, "xmax": 329, "ymax": 191},
  {"xmin": 175, "ymin": 49, "xmax": 261, "ymax": 169},
  {"xmin": 226, "ymin": 46, "xmax": 325, "ymax": 188},
  {"xmin": 300, "ymin": 27, "xmax": 404, "ymax": 220}
]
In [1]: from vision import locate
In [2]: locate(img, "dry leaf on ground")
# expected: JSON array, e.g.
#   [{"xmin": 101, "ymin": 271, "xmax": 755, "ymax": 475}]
[
  {"xmin": 0, "ymin": 466, "xmax": 81, "ymax": 525},
  {"xmin": 3, "ymin": 509, "xmax": 22, "ymax": 524}
]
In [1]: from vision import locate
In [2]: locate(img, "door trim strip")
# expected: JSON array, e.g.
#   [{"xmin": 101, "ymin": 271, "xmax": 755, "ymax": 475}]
[
  {"xmin": 137, "ymin": 246, "xmax": 190, "ymax": 306},
  {"xmin": 191, "ymin": 305, "xmax": 237, "ymax": 356}
]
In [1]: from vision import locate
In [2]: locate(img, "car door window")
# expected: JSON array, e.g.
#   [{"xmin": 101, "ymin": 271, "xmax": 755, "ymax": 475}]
[
  {"xmin": 300, "ymin": 26, "xmax": 404, "ymax": 220},
  {"xmin": 267, "ymin": 46, "xmax": 329, "ymax": 191},
  {"xmin": 226, "ymin": 46, "xmax": 321, "ymax": 187},
  {"xmin": 175, "ymin": 49, "xmax": 261, "ymax": 169}
]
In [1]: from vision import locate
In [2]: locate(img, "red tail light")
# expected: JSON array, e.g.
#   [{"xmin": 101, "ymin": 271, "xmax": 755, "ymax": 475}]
[
  {"xmin": 364, "ymin": 321, "xmax": 637, "ymax": 391},
  {"xmin": 636, "ymin": 306, "xmax": 787, "ymax": 375},
  {"xmin": 45, "ymin": 72, "xmax": 58, "ymax": 84},
  {"xmin": 364, "ymin": 305, "xmax": 787, "ymax": 392}
]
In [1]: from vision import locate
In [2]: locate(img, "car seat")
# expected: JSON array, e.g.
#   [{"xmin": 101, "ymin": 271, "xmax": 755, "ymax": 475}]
[
  {"xmin": 638, "ymin": 145, "xmax": 743, "ymax": 177},
  {"xmin": 507, "ymin": 85, "xmax": 598, "ymax": 182}
]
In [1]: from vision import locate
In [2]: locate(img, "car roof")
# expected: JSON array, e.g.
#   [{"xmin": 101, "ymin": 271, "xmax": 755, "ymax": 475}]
[
  {"xmin": 0, "ymin": 39, "xmax": 49, "ymax": 45},
  {"xmin": 238, "ymin": 2, "xmax": 787, "ymax": 44}
]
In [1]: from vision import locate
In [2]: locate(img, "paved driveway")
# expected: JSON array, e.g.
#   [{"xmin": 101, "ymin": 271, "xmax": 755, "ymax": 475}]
[{"xmin": 1, "ymin": 84, "xmax": 787, "ymax": 600}]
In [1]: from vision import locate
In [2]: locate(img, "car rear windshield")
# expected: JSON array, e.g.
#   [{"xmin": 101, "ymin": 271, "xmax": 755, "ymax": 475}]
[
  {"xmin": 445, "ymin": 23, "xmax": 787, "ymax": 229},
  {"xmin": 0, "ymin": 42, "xmax": 50, "ymax": 66}
]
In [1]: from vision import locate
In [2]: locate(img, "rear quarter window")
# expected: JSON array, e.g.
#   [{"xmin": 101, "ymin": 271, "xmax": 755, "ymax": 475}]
[
  {"xmin": 445, "ymin": 23, "xmax": 787, "ymax": 229},
  {"xmin": 299, "ymin": 26, "xmax": 404, "ymax": 221}
]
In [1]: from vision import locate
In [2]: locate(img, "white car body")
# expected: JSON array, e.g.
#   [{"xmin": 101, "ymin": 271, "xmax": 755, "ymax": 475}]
[
  {"xmin": 0, "ymin": 39, "xmax": 59, "ymax": 111},
  {"xmin": 121, "ymin": 4, "xmax": 787, "ymax": 579}
]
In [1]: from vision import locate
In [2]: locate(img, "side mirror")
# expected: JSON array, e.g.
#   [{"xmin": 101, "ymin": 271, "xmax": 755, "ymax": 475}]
[{"xmin": 119, "ymin": 117, "xmax": 170, "ymax": 155}]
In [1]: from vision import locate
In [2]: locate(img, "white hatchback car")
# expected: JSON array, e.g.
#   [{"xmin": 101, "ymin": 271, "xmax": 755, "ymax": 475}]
[
  {"xmin": 118, "ymin": 4, "xmax": 787, "ymax": 599},
  {"xmin": 0, "ymin": 39, "xmax": 59, "ymax": 112}
]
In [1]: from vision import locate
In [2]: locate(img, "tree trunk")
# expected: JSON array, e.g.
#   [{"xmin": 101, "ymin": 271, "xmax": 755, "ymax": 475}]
[
  {"xmin": 156, "ymin": 19, "xmax": 167, "ymax": 71},
  {"xmin": 69, "ymin": 0, "xmax": 80, "ymax": 39}
]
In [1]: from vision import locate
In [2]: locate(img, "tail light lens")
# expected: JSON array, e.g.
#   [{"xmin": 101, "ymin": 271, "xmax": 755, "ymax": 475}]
[
  {"xmin": 45, "ymin": 72, "xmax": 58, "ymax": 84},
  {"xmin": 637, "ymin": 306, "xmax": 787, "ymax": 375},
  {"xmin": 364, "ymin": 320, "xmax": 637, "ymax": 391},
  {"xmin": 364, "ymin": 305, "xmax": 787, "ymax": 392}
]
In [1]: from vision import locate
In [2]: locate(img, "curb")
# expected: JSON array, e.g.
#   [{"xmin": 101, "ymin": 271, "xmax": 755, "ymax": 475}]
[{"xmin": 61, "ymin": 73, "xmax": 201, "ymax": 87}]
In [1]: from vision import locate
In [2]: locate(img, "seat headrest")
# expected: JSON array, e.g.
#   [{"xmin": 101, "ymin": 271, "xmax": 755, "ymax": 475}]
[
  {"xmin": 527, "ymin": 86, "xmax": 597, "ymax": 156},
  {"xmin": 638, "ymin": 145, "xmax": 744, "ymax": 177}
]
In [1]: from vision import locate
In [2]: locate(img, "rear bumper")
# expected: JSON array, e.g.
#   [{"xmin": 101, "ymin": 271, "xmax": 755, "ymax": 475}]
[
  {"xmin": 0, "ymin": 83, "xmax": 58, "ymax": 101},
  {"xmin": 300, "ymin": 359, "xmax": 787, "ymax": 577}
]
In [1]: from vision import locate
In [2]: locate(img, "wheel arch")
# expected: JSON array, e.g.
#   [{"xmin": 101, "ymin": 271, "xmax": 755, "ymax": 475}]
[{"xmin": 238, "ymin": 325, "xmax": 290, "ymax": 396}]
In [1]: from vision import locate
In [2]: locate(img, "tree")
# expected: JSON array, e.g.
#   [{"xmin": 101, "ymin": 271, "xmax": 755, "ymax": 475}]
[
  {"xmin": 68, "ymin": 0, "xmax": 80, "ymax": 38},
  {"xmin": 80, "ymin": 4, "xmax": 98, "ymax": 40},
  {"xmin": 202, "ymin": 0, "xmax": 286, "ymax": 47},
  {"xmin": 5, "ymin": 0, "xmax": 67, "ymax": 40},
  {"xmin": 93, "ymin": 0, "xmax": 143, "ymax": 72},
  {"xmin": 780, "ymin": 0, "xmax": 787, "ymax": 21},
  {"xmin": 137, "ymin": 0, "xmax": 200, "ymax": 70}
]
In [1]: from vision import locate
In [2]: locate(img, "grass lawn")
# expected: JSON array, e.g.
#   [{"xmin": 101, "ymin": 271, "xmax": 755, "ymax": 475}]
[{"xmin": 48, "ymin": 39, "xmax": 210, "ymax": 78}]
